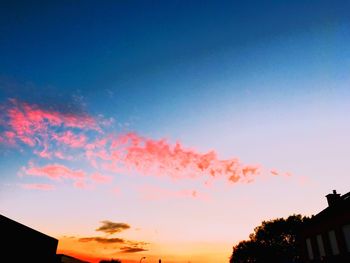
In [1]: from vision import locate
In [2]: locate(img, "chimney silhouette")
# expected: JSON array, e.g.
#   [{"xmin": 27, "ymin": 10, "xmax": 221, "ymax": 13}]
[{"xmin": 325, "ymin": 190, "xmax": 341, "ymax": 207}]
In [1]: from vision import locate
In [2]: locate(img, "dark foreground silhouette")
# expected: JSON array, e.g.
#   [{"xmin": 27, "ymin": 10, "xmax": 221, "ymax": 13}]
[
  {"xmin": 230, "ymin": 190, "xmax": 350, "ymax": 263},
  {"xmin": 230, "ymin": 214, "xmax": 309, "ymax": 263},
  {"xmin": 0, "ymin": 213, "xmax": 58, "ymax": 263}
]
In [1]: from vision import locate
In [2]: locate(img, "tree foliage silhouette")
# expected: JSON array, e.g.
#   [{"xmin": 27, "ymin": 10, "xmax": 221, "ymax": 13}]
[{"xmin": 230, "ymin": 214, "xmax": 309, "ymax": 263}]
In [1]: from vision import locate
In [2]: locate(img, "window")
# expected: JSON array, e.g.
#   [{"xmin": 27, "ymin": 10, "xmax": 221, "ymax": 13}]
[
  {"xmin": 343, "ymin": 224, "xmax": 350, "ymax": 252},
  {"xmin": 328, "ymin": 230, "xmax": 340, "ymax": 255},
  {"xmin": 306, "ymin": 238, "xmax": 314, "ymax": 260},
  {"xmin": 316, "ymin": 234, "xmax": 326, "ymax": 258}
]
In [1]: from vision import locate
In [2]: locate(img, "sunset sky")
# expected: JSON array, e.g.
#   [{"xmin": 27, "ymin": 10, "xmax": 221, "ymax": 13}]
[{"xmin": 1, "ymin": 1, "xmax": 350, "ymax": 262}]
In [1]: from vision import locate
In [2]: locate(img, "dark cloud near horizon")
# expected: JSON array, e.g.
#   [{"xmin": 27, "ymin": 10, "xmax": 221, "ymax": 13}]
[
  {"xmin": 79, "ymin": 237, "xmax": 125, "ymax": 244},
  {"xmin": 119, "ymin": 246, "xmax": 148, "ymax": 253},
  {"xmin": 77, "ymin": 236, "xmax": 150, "ymax": 252},
  {"xmin": 96, "ymin": 220, "xmax": 130, "ymax": 234}
]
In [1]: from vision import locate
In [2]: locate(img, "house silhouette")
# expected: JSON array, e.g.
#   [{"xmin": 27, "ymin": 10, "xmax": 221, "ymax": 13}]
[{"xmin": 300, "ymin": 190, "xmax": 350, "ymax": 262}]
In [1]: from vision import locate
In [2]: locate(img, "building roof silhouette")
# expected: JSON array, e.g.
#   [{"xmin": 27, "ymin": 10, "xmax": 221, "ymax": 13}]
[{"xmin": 0, "ymin": 213, "xmax": 58, "ymax": 263}]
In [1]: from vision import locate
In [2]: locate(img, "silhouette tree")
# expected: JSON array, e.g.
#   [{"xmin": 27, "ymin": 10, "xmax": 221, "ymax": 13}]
[
  {"xmin": 230, "ymin": 214, "xmax": 309, "ymax": 263},
  {"xmin": 99, "ymin": 259, "xmax": 122, "ymax": 263}
]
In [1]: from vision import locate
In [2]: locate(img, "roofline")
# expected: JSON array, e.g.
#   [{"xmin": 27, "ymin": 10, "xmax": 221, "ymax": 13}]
[{"xmin": 0, "ymin": 214, "xmax": 58, "ymax": 242}]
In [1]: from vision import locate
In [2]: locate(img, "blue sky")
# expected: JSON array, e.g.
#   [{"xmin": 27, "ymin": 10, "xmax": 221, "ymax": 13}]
[{"xmin": 1, "ymin": 1, "xmax": 349, "ymax": 134}]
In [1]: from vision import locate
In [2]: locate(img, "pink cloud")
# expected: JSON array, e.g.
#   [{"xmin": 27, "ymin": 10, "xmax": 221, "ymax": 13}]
[
  {"xmin": 54, "ymin": 151, "xmax": 73, "ymax": 160},
  {"xmin": 91, "ymin": 172, "xmax": 113, "ymax": 183},
  {"xmin": 25, "ymin": 163, "xmax": 86, "ymax": 181},
  {"xmin": 0, "ymin": 99, "xmax": 99, "ymax": 151},
  {"xmin": 18, "ymin": 100, "xmax": 99, "ymax": 130},
  {"xmin": 73, "ymin": 179, "xmax": 94, "ymax": 190},
  {"xmin": 86, "ymin": 148, "xmax": 111, "ymax": 168},
  {"xmin": 85, "ymin": 137, "xmax": 111, "ymax": 168},
  {"xmin": 21, "ymin": 183, "xmax": 55, "ymax": 191},
  {"xmin": 0, "ymin": 100, "xmax": 287, "ymax": 194},
  {"xmin": 86, "ymin": 137, "xmax": 108, "ymax": 150},
  {"xmin": 52, "ymin": 131, "xmax": 87, "ymax": 148},
  {"xmin": 108, "ymin": 133, "xmax": 260, "ymax": 184},
  {"xmin": 6, "ymin": 106, "xmax": 36, "ymax": 146},
  {"xmin": 1, "ymin": 100, "xmax": 262, "ymax": 185},
  {"xmin": 3, "ymin": 131, "xmax": 16, "ymax": 146},
  {"xmin": 34, "ymin": 141, "xmax": 52, "ymax": 158},
  {"xmin": 22, "ymin": 163, "xmax": 110, "ymax": 190}
]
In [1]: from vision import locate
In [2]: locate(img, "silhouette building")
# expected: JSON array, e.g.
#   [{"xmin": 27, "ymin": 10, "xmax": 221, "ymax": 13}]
[
  {"xmin": 300, "ymin": 190, "xmax": 350, "ymax": 263},
  {"xmin": 0, "ymin": 214, "xmax": 58, "ymax": 262}
]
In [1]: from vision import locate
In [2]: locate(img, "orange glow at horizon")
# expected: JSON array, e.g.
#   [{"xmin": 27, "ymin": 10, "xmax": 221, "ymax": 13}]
[{"xmin": 57, "ymin": 236, "xmax": 232, "ymax": 263}]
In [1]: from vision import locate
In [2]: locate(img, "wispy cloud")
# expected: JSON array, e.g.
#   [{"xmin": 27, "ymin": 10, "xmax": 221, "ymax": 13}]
[
  {"xmin": 0, "ymin": 99, "xmax": 286, "ymax": 195},
  {"xmin": 5, "ymin": 99, "xmax": 98, "ymax": 145},
  {"xmin": 119, "ymin": 246, "xmax": 148, "ymax": 253},
  {"xmin": 79, "ymin": 237, "xmax": 125, "ymax": 244},
  {"xmin": 52, "ymin": 131, "xmax": 87, "ymax": 148},
  {"xmin": 22, "ymin": 163, "xmax": 89, "ymax": 189},
  {"xmin": 0, "ymin": 99, "xmax": 101, "ymax": 159},
  {"xmin": 24, "ymin": 163, "xmax": 86, "ymax": 181}
]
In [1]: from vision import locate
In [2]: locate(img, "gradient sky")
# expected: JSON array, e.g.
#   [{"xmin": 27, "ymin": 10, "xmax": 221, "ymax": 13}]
[{"xmin": 1, "ymin": 1, "xmax": 350, "ymax": 262}]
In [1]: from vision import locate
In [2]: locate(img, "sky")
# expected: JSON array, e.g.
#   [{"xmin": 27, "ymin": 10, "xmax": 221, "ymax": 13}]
[{"xmin": 1, "ymin": 1, "xmax": 350, "ymax": 262}]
